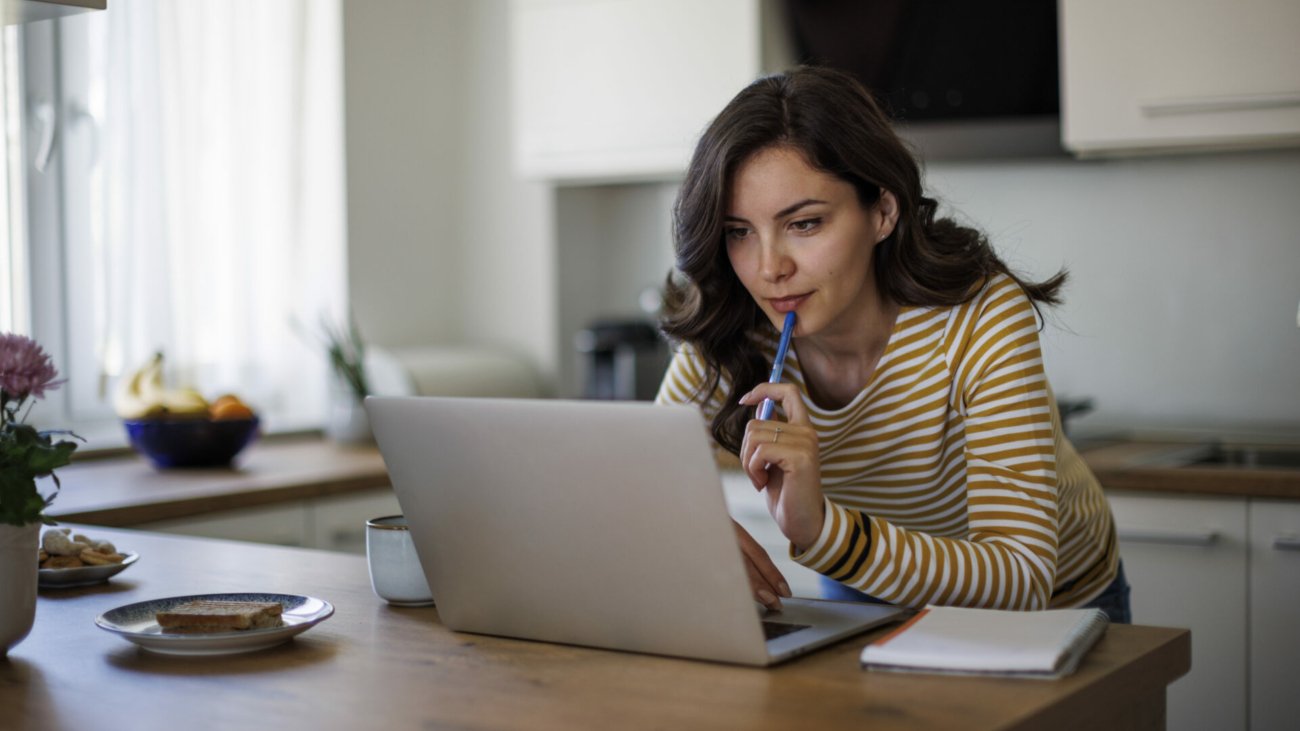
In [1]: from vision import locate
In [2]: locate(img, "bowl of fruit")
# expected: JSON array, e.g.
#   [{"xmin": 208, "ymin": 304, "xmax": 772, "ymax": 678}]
[{"xmin": 114, "ymin": 354, "xmax": 261, "ymax": 468}]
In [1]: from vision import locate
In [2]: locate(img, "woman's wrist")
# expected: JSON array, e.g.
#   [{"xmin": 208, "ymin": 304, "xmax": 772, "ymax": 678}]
[{"xmin": 790, "ymin": 497, "xmax": 827, "ymax": 552}]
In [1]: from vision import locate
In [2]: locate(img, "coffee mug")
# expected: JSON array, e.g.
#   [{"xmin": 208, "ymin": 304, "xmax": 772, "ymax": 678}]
[{"xmin": 366, "ymin": 515, "xmax": 434, "ymax": 606}]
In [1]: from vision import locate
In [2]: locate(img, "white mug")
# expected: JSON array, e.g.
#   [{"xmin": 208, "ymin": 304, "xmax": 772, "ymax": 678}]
[{"xmin": 366, "ymin": 515, "xmax": 434, "ymax": 606}]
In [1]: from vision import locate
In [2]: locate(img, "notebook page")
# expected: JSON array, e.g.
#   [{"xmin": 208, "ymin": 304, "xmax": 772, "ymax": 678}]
[{"xmin": 860, "ymin": 606, "xmax": 1108, "ymax": 674}]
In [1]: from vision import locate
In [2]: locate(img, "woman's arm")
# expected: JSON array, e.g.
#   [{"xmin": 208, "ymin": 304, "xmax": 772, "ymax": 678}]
[
  {"xmin": 656, "ymin": 346, "xmax": 792, "ymax": 610},
  {"xmin": 753, "ymin": 281, "xmax": 1061, "ymax": 610}
]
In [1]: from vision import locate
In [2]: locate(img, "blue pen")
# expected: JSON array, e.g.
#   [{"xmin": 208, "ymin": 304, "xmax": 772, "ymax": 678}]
[{"xmin": 757, "ymin": 312, "xmax": 796, "ymax": 421}]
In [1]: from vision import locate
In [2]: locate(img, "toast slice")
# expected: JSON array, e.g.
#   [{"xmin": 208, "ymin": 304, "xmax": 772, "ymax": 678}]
[{"xmin": 156, "ymin": 600, "xmax": 284, "ymax": 633}]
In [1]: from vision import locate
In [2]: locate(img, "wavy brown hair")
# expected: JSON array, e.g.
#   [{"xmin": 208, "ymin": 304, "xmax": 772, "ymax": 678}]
[{"xmin": 660, "ymin": 65, "xmax": 1066, "ymax": 456}]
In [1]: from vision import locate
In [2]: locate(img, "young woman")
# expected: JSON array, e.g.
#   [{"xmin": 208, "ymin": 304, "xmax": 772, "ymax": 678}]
[{"xmin": 656, "ymin": 66, "xmax": 1129, "ymax": 623}]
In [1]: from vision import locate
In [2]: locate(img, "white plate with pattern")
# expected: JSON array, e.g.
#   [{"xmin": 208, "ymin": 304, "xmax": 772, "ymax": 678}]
[
  {"xmin": 95, "ymin": 592, "xmax": 334, "ymax": 655},
  {"xmin": 39, "ymin": 552, "xmax": 139, "ymax": 588}
]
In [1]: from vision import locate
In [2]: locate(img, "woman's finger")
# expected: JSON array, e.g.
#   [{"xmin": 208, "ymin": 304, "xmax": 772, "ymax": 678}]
[
  {"xmin": 743, "ymin": 555, "xmax": 782, "ymax": 611},
  {"xmin": 741, "ymin": 537, "xmax": 791, "ymax": 599},
  {"xmin": 740, "ymin": 382, "xmax": 810, "ymax": 425}
]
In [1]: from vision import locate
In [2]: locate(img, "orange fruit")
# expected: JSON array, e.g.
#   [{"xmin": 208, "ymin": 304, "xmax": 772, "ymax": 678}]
[{"xmin": 211, "ymin": 398, "xmax": 255, "ymax": 421}]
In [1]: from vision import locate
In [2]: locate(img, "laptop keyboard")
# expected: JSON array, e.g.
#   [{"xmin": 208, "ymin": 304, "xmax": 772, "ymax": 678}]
[{"xmin": 762, "ymin": 621, "xmax": 812, "ymax": 640}]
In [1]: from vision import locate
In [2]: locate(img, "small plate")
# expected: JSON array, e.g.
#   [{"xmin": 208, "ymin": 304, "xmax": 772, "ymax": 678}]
[
  {"xmin": 39, "ymin": 552, "xmax": 140, "ymax": 588},
  {"xmin": 95, "ymin": 593, "xmax": 334, "ymax": 656}
]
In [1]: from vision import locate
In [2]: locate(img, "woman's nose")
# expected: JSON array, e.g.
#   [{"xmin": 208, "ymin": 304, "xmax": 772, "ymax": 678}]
[{"xmin": 758, "ymin": 240, "xmax": 793, "ymax": 282}]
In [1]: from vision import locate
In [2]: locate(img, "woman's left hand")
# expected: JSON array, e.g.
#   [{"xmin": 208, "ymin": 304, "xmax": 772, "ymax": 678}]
[{"xmin": 738, "ymin": 383, "xmax": 825, "ymax": 551}]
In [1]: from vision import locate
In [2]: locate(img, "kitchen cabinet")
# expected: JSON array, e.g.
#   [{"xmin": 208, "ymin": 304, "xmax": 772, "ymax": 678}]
[
  {"xmin": 310, "ymin": 489, "xmax": 403, "ymax": 555},
  {"xmin": 133, "ymin": 489, "xmax": 403, "ymax": 555},
  {"xmin": 1060, "ymin": 0, "xmax": 1300, "ymax": 157},
  {"xmin": 138, "ymin": 501, "xmax": 311, "ymax": 548},
  {"xmin": 1107, "ymin": 491, "xmax": 1248, "ymax": 731},
  {"xmin": 1248, "ymin": 500, "xmax": 1300, "ymax": 731},
  {"xmin": 1, "ymin": 0, "xmax": 103, "ymax": 26},
  {"xmin": 510, "ymin": 0, "xmax": 760, "ymax": 182}
]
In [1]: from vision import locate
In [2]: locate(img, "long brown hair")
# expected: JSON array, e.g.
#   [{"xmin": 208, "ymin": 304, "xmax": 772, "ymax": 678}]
[{"xmin": 660, "ymin": 65, "xmax": 1065, "ymax": 456}]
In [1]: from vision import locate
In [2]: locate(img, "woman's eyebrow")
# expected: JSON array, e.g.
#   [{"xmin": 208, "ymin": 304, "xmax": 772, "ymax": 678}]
[
  {"xmin": 774, "ymin": 199, "xmax": 827, "ymax": 219},
  {"xmin": 725, "ymin": 199, "xmax": 828, "ymax": 224}
]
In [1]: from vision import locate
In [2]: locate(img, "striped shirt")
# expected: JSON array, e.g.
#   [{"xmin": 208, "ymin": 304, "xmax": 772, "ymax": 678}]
[{"xmin": 657, "ymin": 274, "xmax": 1118, "ymax": 610}]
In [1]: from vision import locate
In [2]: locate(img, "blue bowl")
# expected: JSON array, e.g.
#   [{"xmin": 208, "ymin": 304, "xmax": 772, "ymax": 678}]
[{"xmin": 123, "ymin": 417, "xmax": 261, "ymax": 468}]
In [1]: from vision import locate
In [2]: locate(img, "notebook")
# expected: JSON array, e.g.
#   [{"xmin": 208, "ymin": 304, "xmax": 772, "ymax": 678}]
[{"xmin": 860, "ymin": 606, "xmax": 1110, "ymax": 679}]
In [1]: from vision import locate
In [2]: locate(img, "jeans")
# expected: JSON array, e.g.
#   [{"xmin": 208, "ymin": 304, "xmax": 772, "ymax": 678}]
[{"xmin": 818, "ymin": 559, "xmax": 1133, "ymax": 624}]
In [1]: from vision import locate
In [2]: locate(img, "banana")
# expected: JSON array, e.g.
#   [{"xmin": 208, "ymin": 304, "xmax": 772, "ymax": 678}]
[
  {"xmin": 112, "ymin": 353, "xmax": 210, "ymax": 419},
  {"xmin": 113, "ymin": 353, "xmax": 167, "ymax": 419},
  {"xmin": 163, "ymin": 386, "xmax": 210, "ymax": 417}
]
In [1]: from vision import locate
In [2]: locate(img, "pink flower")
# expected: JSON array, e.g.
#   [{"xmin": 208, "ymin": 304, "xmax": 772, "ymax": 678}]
[{"xmin": 0, "ymin": 333, "xmax": 64, "ymax": 400}]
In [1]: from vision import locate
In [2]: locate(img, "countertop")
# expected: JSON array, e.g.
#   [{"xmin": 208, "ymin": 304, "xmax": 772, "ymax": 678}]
[
  {"xmin": 1078, "ymin": 440, "xmax": 1300, "ymax": 500},
  {"xmin": 43, "ymin": 436, "xmax": 1300, "ymax": 532},
  {"xmin": 3, "ymin": 525, "xmax": 1191, "ymax": 731},
  {"xmin": 49, "ymin": 438, "xmax": 389, "ymax": 526}
]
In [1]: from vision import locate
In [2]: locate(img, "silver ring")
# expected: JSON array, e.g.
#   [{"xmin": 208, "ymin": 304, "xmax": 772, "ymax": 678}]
[{"xmin": 773, "ymin": 427, "xmax": 782, "ymax": 443}]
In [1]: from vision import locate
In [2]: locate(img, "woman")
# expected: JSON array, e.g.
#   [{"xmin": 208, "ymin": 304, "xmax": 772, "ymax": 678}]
[{"xmin": 656, "ymin": 66, "xmax": 1129, "ymax": 623}]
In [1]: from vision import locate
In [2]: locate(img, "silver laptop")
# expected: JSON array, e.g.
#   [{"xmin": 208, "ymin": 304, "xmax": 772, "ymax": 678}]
[{"xmin": 366, "ymin": 396, "xmax": 904, "ymax": 666}]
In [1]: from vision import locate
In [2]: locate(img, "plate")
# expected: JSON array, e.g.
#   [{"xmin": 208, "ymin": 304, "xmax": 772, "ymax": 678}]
[
  {"xmin": 39, "ymin": 552, "xmax": 140, "ymax": 588},
  {"xmin": 95, "ymin": 592, "xmax": 335, "ymax": 656}
]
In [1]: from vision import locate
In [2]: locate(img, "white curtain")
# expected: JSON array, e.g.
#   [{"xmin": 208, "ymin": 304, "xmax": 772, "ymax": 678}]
[{"xmin": 80, "ymin": 0, "xmax": 345, "ymax": 424}]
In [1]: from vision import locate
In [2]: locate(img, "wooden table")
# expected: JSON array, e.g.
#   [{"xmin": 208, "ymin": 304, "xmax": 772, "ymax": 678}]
[{"xmin": 4, "ymin": 527, "xmax": 1189, "ymax": 731}]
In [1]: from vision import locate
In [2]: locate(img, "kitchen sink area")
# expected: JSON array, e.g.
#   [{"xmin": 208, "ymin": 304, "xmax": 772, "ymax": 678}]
[
  {"xmin": 1125, "ymin": 443, "xmax": 1300, "ymax": 470},
  {"xmin": 1077, "ymin": 437, "xmax": 1300, "ymax": 500}
]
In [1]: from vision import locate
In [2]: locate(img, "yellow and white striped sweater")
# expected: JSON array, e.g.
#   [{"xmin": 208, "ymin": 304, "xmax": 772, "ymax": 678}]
[{"xmin": 657, "ymin": 274, "xmax": 1118, "ymax": 610}]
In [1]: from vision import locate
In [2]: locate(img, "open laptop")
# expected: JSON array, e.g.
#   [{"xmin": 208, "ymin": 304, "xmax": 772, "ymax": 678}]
[{"xmin": 366, "ymin": 396, "xmax": 904, "ymax": 666}]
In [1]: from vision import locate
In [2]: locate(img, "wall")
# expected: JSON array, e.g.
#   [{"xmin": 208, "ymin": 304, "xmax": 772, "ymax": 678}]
[
  {"xmin": 341, "ymin": 0, "xmax": 557, "ymax": 389},
  {"xmin": 923, "ymin": 150, "xmax": 1300, "ymax": 436},
  {"xmin": 556, "ymin": 183, "xmax": 676, "ymax": 397},
  {"xmin": 342, "ymin": 0, "xmax": 466, "ymax": 347}
]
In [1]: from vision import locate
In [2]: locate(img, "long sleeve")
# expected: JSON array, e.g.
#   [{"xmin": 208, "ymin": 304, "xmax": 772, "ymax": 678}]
[{"xmin": 791, "ymin": 277, "xmax": 1060, "ymax": 610}]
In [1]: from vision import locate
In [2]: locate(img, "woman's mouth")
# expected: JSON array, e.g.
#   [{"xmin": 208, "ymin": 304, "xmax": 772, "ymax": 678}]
[{"xmin": 767, "ymin": 293, "xmax": 810, "ymax": 313}]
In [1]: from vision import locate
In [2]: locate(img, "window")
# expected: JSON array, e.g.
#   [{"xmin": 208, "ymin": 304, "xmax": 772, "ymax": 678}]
[
  {"xmin": 0, "ymin": 25, "xmax": 26, "ymax": 336},
  {"xmin": 17, "ymin": 1, "xmax": 347, "ymax": 444}
]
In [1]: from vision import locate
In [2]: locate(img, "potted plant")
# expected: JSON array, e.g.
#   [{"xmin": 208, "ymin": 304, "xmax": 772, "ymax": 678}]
[
  {"xmin": 316, "ymin": 315, "xmax": 372, "ymax": 444},
  {"xmin": 0, "ymin": 333, "xmax": 77, "ymax": 656}
]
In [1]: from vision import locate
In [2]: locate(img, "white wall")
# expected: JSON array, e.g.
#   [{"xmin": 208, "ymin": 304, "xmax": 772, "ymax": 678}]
[
  {"xmin": 556, "ymin": 183, "xmax": 676, "ymax": 397},
  {"xmin": 923, "ymin": 150, "xmax": 1300, "ymax": 436},
  {"xmin": 342, "ymin": 0, "xmax": 466, "ymax": 347},
  {"xmin": 341, "ymin": 0, "xmax": 557, "ymax": 388}
]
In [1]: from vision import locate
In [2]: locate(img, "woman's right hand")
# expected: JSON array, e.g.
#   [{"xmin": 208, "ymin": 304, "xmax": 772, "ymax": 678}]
[{"xmin": 733, "ymin": 519, "xmax": 792, "ymax": 611}]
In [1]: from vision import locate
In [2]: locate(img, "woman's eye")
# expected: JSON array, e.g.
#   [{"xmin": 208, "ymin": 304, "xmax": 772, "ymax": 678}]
[
  {"xmin": 725, "ymin": 227, "xmax": 750, "ymax": 241},
  {"xmin": 791, "ymin": 217, "xmax": 822, "ymax": 233}
]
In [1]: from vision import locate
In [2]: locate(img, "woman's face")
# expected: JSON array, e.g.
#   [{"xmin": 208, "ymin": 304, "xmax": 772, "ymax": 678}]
[{"xmin": 724, "ymin": 146, "xmax": 896, "ymax": 339}]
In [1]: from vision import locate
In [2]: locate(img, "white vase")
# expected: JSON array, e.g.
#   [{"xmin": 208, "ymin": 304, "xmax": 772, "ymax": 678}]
[
  {"xmin": 326, "ymin": 396, "xmax": 373, "ymax": 444},
  {"xmin": 0, "ymin": 523, "xmax": 40, "ymax": 656}
]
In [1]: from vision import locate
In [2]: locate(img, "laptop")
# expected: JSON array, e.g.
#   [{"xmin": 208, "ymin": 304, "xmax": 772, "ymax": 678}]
[{"xmin": 366, "ymin": 396, "xmax": 904, "ymax": 666}]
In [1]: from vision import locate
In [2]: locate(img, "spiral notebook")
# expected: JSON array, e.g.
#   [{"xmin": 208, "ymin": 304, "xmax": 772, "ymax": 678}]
[{"xmin": 860, "ymin": 606, "xmax": 1110, "ymax": 679}]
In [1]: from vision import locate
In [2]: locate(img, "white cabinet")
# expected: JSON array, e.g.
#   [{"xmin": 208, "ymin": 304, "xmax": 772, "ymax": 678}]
[
  {"xmin": 1060, "ymin": 0, "xmax": 1300, "ymax": 157},
  {"xmin": 133, "ymin": 489, "xmax": 403, "ymax": 555},
  {"xmin": 1107, "ymin": 491, "xmax": 1248, "ymax": 731},
  {"xmin": 510, "ymin": 0, "xmax": 760, "ymax": 182},
  {"xmin": 309, "ymin": 489, "xmax": 403, "ymax": 555},
  {"xmin": 1248, "ymin": 500, "xmax": 1300, "ymax": 731},
  {"xmin": 138, "ymin": 501, "xmax": 311, "ymax": 548},
  {"xmin": 721, "ymin": 471, "xmax": 821, "ymax": 598}
]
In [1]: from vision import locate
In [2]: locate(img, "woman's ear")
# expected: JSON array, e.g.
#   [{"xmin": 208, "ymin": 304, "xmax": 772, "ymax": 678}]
[{"xmin": 875, "ymin": 189, "xmax": 900, "ymax": 241}]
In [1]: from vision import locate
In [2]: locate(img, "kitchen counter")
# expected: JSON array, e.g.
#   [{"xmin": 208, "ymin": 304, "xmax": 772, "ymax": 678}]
[
  {"xmin": 4, "ymin": 526, "xmax": 1191, "ymax": 731},
  {"xmin": 49, "ymin": 438, "xmax": 389, "ymax": 526},
  {"xmin": 44, "ymin": 436, "xmax": 1300, "ymax": 533},
  {"xmin": 1078, "ymin": 440, "xmax": 1300, "ymax": 500}
]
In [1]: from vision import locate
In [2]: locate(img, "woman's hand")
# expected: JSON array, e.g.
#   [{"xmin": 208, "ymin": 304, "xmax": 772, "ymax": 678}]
[
  {"xmin": 738, "ymin": 383, "xmax": 826, "ymax": 551},
  {"xmin": 733, "ymin": 520, "xmax": 791, "ymax": 611}
]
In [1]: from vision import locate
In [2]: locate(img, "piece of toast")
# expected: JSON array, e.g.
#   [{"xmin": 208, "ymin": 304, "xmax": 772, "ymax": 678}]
[{"xmin": 155, "ymin": 600, "xmax": 284, "ymax": 633}]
